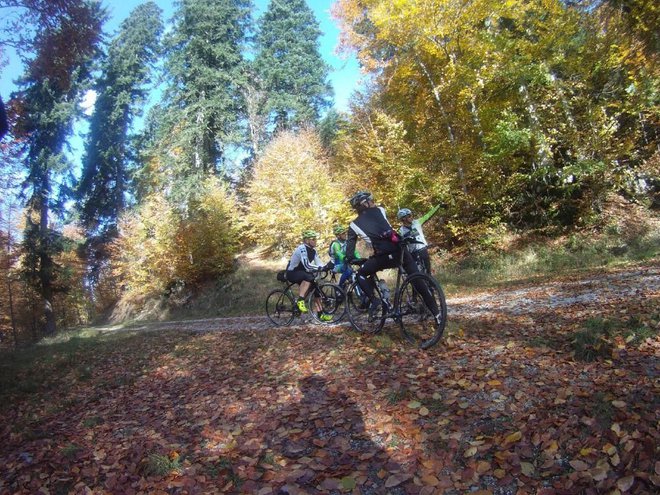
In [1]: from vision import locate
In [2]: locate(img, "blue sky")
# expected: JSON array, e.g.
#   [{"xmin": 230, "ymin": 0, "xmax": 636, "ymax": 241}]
[
  {"xmin": 1, "ymin": 0, "xmax": 363, "ymax": 113},
  {"xmin": 0, "ymin": 0, "xmax": 363, "ymax": 169}
]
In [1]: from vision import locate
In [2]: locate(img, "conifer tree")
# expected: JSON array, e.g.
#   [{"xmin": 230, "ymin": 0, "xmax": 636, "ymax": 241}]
[
  {"xmin": 254, "ymin": 0, "xmax": 332, "ymax": 134},
  {"xmin": 10, "ymin": 0, "xmax": 105, "ymax": 334},
  {"xmin": 77, "ymin": 2, "xmax": 163, "ymax": 238},
  {"xmin": 159, "ymin": 0, "xmax": 251, "ymax": 201}
]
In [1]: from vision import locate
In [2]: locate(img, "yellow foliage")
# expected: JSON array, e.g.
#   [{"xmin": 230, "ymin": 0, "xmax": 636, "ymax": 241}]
[
  {"xmin": 333, "ymin": 108, "xmax": 450, "ymax": 213},
  {"xmin": 245, "ymin": 129, "xmax": 352, "ymax": 253},
  {"xmin": 112, "ymin": 178, "xmax": 240, "ymax": 297}
]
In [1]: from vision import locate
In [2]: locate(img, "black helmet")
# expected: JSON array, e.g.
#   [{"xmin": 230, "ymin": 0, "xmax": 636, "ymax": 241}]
[{"xmin": 349, "ymin": 191, "xmax": 373, "ymax": 211}]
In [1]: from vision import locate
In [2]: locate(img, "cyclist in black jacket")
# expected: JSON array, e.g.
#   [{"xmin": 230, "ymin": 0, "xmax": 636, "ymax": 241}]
[{"xmin": 345, "ymin": 191, "xmax": 442, "ymax": 323}]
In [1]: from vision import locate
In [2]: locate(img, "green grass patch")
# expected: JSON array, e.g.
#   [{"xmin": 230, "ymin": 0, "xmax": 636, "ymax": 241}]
[
  {"xmin": 144, "ymin": 453, "xmax": 182, "ymax": 477},
  {"xmin": 572, "ymin": 318, "xmax": 617, "ymax": 361},
  {"xmin": 590, "ymin": 391, "xmax": 615, "ymax": 427},
  {"xmin": 435, "ymin": 225, "xmax": 659, "ymax": 295},
  {"xmin": 61, "ymin": 443, "xmax": 82, "ymax": 459},
  {"xmin": 571, "ymin": 316, "xmax": 658, "ymax": 361},
  {"xmin": 528, "ymin": 335, "xmax": 554, "ymax": 348},
  {"xmin": 426, "ymin": 397, "xmax": 448, "ymax": 413},
  {"xmin": 82, "ymin": 416, "xmax": 103, "ymax": 428},
  {"xmin": 370, "ymin": 334, "xmax": 394, "ymax": 350},
  {"xmin": 386, "ymin": 388, "xmax": 411, "ymax": 405}
]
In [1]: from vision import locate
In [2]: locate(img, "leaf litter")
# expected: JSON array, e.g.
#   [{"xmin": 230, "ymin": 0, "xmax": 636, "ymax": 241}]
[{"xmin": 0, "ymin": 263, "xmax": 658, "ymax": 494}]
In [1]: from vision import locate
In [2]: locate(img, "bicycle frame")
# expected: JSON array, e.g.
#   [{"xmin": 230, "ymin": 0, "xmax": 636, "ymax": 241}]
[
  {"xmin": 266, "ymin": 270, "xmax": 346, "ymax": 326},
  {"xmin": 346, "ymin": 235, "xmax": 447, "ymax": 348}
]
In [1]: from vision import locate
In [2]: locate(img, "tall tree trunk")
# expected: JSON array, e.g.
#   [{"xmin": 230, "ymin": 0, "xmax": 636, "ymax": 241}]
[
  {"xmin": 519, "ymin": 83, "xmax": 550, "ymax": 169},
  {"xmin": 38, "ymin": 175, "xmax": 56, "ymax": 335},
  {"xmin": 416, "ymin": 58, "xmax": 467, "ymax": 192},
  {"xmin": 469, "ymin": 97, "xmax": 485, "ymax": 150},
  {"xmin": 5, "ymin": 207, "xmax": 18, "ymax": 348},
  {"xmin": 242, "ymin": 80, "xmax": 267, "ymax": 158}
]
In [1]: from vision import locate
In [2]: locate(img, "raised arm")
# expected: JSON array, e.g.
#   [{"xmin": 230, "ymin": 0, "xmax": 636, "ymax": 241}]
[{"xmin": 418, "ymin": 203, "xmax": 442, "ymax": 225}]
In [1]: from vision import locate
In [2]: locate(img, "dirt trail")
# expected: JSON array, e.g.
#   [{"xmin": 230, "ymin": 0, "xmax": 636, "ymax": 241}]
[{"xmin": 105, "ymin": 263, "xmax": 659, "ymax": 335}]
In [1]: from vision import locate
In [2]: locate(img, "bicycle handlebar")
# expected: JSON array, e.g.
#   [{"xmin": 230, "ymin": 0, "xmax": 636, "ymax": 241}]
[
  {"xmin": 400, "ymin": 234, "xmax": 424, "ymax": 245},
  {"xmin": 314, "ymin": 268, "xmax": 330, "ymax": 280}
]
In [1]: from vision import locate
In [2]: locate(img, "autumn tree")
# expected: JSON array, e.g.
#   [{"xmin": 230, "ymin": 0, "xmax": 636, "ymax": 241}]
[
  {"xmin": 112, "ymin": 177, "xmax": 240, "ymax": 298},
  {"xmin": 246, "ymin": 129, "xmax": 351, "ymax": 253},
  {"xmin": 333, "ymin": 100, "xmax": 450, "ymax": 211},
  {"xmin": 10, "ymin": 0, "xmax": 105, "ymax": 334},
  {"xmin": 332, "ymin": 0, "xmax": 659, "ymax": 236}
]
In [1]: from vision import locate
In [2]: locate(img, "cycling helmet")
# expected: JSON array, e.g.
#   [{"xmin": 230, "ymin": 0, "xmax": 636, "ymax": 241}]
[
  {"xmin": 397, "ymin": 208, "xmax": 412, "ymax": 220},
  {"xmin": 349, "ymin": 191, "xmax": 373, "ymax": 210},
  {"xmin": 333, "ymin": 225, "xmax": 346, "ymax": 235},
  {"xmin": 302, "ymin": 229, "xmax": 318, "ymax": 239}
]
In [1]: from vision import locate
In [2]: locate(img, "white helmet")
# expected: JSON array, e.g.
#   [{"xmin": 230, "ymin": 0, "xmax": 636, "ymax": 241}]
[{"xmin": 397, "ymin": 208, "xmax": 412, "ymax": 220}]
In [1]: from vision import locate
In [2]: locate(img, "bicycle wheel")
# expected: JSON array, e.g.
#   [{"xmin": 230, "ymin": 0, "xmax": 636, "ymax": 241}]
[
  {"xmin": 307, "ymin": 283, "xmax": 346, "ymax": 325},
  {"xmin": 266, "ymin": 289, "xmax": 295, "ymax": 326},
  {"xmin": 397, "ymin": 273, "xmax": 447, "ymax": 349},
  {"xmin": 346, "ymin": 281, "xmax": 385, "ymax": 334}
]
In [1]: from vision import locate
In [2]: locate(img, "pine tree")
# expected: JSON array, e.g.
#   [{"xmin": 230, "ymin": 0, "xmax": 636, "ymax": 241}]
[
  {"xmin": 254, "ymin": 0, "xmax": 332, "ymax": 134},
  {"xmin": 77, "ymin": 2, "xmax": 163, "ymax": 237},
  {"xmin": 159, "ymin": 0, "xmax": 251, "ymax": 201},
  {"xmin": 11, "ymin": 0, "xmax": 105, "ymax": 334}
]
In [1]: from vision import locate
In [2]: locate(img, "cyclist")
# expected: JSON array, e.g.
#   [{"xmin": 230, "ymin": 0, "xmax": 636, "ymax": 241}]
[
  {"xmin": 397, "ymin": 204, "xmax": 442, "ymax": 274},
  {"xmin": 328, "ymin": 225, "xmax": 355, "ymax": 289},
  {"xmin": 286, "ymin": 229, "xmax": 334, "ymax": 321},
  {"xmin": 345, "ymin": 191, "xmax": 443, "ymax": 325}
]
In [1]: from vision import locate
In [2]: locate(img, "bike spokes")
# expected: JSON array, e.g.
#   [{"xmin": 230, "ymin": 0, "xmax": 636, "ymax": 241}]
[
  {"xmin": 398, "ymin": 274, "xmax": 447, "ymax": 349},
  {"xmin": 266, "ymin": 289, "xmax": 295, "ymax": 326},
  {"xmin": 346, "ymin": 282, "xmax": 385, "ymax": 335},
  {"xmin": 308, "ymin": 283, "xmax": 347, "ymax": 325}
]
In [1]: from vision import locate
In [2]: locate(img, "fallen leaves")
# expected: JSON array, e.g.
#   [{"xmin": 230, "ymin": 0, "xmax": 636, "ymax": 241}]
[{"xmin": 2, "ymin": 264, "xmax": 659, "ymax": 494}]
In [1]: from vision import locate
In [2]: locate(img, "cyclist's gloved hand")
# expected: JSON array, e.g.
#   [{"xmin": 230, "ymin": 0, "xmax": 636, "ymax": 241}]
[{"xmin": 323, "ymin": 261, "xmax": 335, "ymax": 271}]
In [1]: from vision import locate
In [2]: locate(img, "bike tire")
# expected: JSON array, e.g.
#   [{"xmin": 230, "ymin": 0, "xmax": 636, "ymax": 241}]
[
  {"xmin": 397, "ymin": 273, "xmax": 447, "ymax": 349},
  {"xmin": 307, "ymin": 283, "xmax": 347, "ymax": 325},
  {"xmin": 266, "ymin": 288, "xmax": 295, "ymax": 326},
  {"xmin": 346, "ymin": 281, "xmax": 385, "ymax": 335}
]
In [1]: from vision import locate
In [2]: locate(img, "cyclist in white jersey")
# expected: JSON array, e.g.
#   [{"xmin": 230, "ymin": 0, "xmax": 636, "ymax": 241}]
[
  {"xmin": 397, "ymin": 204, "xmax": 442, "ymax": 274},
  {"xmin": 286, "ymin": 230, "xmax": 333, "ymax": 317}
]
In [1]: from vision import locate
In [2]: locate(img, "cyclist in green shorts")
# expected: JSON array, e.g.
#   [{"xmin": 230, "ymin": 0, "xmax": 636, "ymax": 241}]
[{"xmin": 328, "ymin": 225, "xmax": 357, "ymax": 289}]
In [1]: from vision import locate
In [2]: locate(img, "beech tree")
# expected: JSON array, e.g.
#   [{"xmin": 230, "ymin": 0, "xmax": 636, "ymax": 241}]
[
  {"xmin": 112, "ymin": 177, "xmax": 240, "ymax": 297},
  {"xmin": 332, "ymin": 0, "xmax": 659, "ymax": 236},
  {"xmin": 246, "ymin": 129, "xmax": 350, "ymax": 252}
]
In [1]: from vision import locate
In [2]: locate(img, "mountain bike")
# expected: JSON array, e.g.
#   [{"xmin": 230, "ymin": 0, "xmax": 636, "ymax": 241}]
[
  {"xmin": 345, "ymin": 237, "xmax": 447, "ymax": 349},
  {"xmin": 265, "ymin": 269, "xmax": 346, "ymax": 326},
  {"xmin": 410, "ymin": 243, "xmax": 434, "ymax": 275}
]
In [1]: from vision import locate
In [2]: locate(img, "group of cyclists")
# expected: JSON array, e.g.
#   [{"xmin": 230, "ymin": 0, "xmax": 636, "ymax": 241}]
[{"xmin": 284, "ymin": 190, "xmax": 444, "ymax": 328}]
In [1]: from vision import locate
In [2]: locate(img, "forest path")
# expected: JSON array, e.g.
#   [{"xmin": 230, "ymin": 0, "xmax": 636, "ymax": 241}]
[{"xmin": 105, "ymin": 262, "xmax": 660, "ymax": 335}]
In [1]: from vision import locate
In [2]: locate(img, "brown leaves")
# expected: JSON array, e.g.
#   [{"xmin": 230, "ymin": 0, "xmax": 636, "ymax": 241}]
[{"xmin": 2, "ymin": 264, "xmax": 659, "ymax": 494}]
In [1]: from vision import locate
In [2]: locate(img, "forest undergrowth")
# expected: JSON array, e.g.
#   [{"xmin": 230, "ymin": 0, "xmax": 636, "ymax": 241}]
[{"xmin": 107, "ymin": 197, "xmax": 660, "ymax": 325}]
